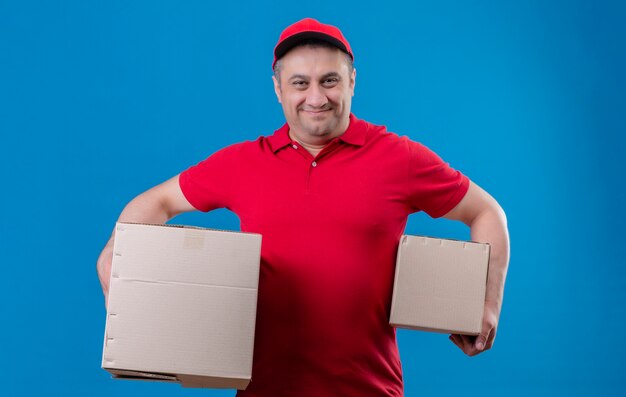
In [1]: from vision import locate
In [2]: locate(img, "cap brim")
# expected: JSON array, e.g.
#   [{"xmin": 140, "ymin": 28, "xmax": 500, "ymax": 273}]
[{"xmin": 274, "ymin": 31, "xmax": 351, "ymax": 61}]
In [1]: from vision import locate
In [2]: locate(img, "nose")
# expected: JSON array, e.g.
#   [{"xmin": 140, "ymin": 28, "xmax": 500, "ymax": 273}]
[{"xmin": 305, "ymin": 84, "xmax": 328, "ymax": 109}]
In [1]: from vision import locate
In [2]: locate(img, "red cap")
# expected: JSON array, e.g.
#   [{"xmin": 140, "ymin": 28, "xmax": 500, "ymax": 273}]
[{"xmin": 273, "ymin": 18, "xmax": 353, "ymax": 69}]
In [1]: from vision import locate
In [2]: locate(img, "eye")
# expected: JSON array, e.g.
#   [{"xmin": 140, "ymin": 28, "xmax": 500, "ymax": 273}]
[
  {"xmin": 322, "ymin": 77, "xmax": 339, "ymax": 87},
  {"xmin": 292, "ymin": 80, "xmax": 308, "ymax": 89}
]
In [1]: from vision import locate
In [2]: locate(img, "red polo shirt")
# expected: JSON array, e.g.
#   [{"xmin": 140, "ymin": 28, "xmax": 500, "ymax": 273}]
[{"xmin": 179, "ymin": 114, "xmax": 469, "ymax": 397}]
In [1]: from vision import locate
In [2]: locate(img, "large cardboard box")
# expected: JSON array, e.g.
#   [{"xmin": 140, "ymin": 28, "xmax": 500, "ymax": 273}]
[
  {"xmin": 390, "ymin": 235, "xmax": 490, "ymax": 335},
  {"xmin": 102, "ymin": 222, "xmax": 262, "ymax": 389}
]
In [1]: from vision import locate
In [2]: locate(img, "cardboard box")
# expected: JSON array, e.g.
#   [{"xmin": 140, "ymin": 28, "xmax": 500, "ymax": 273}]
[
  {"xmin": 390, "ymin": 235, "xmax": 490, "ymax": 335},
  {"xmin": 102, "ymin": 222, "xmax": 262, "ymax": 389}
]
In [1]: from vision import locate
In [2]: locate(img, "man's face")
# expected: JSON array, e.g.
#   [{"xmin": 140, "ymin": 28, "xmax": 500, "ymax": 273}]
[{"xmin": 273, "ymin": 45, "xmax": 356, "ymax": 142}]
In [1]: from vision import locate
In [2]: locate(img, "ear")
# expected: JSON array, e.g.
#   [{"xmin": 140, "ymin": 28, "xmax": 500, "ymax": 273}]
[
  {"xmin": 349, "ymin": 68, "xmax": 356, "ymax": 97},
  {"xmin": 272, "ymin": 75, "xmax": 282, "ymax": 104}
]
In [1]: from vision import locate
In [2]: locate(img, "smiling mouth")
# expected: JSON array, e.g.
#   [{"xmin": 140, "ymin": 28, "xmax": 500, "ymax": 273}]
[{"xmin": 301, "ymin": 108, "xmax": 332, "ymax": 115}]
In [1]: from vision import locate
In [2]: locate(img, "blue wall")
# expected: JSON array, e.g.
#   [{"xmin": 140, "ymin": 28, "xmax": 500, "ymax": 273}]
[{"xmin": 1, "ymin": 1, "xmax": 624, "ymax": 395}]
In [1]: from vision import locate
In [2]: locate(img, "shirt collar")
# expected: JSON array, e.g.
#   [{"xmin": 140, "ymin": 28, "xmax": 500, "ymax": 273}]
[
  {"xmin": 268, "ymin": 113, "xmax": 367, "ymax": 153},
  {"xmin": 338, "ymin": 113, "xmax": 367, "ymax": 146},
  {"xmin": 267, "ymin": 122, "xmax": 292, "ymax": 153}
]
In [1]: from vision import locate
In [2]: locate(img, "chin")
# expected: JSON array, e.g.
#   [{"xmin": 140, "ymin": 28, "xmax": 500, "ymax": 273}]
[
  {"xmin": 304, "ymin": 124, "xmax": 335, "ymax": 137},
  {"xmin": 301, "ymin": 120, "xmax": 337, "ymax": 134},
  {"xmin": 301, "ymin": 129, "xmax": 329, "ymax": 137}
]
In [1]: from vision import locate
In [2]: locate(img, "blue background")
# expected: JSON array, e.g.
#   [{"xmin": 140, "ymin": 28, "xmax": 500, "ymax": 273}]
[{"xmin": 1, "ymin": 0, "xmax": 624, "ymax": 395}]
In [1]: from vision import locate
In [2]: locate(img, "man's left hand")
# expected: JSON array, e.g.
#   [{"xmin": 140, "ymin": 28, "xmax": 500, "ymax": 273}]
[{"xmin": 449, "ymin": 300, "xmax": 499, "ymax": 356}]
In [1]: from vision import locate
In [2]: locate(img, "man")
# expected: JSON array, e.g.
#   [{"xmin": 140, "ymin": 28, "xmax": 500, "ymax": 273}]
[{"xmin": 97, "ymin": 18, "xmax": 510, "ymax": 397}]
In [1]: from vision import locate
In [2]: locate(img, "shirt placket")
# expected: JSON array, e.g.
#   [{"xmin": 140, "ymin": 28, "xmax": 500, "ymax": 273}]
[{"xmin": 289, "ymin": 140, "xmax": 343, "ymax": 194}]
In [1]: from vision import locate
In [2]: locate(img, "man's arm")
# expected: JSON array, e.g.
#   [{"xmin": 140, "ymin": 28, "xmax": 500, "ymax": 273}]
[
  {"xmin": 442, "ymin": 180, "xmax": 510, "ymax": 356},
  {"xmin": 96, "ymin": 174, "xmax": 196, "ymax": 306}
]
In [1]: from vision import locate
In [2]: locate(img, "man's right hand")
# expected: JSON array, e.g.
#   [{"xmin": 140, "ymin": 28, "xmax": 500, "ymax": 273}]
[
  {"xmin": 94, "ymin": 174, "xmax": 197, "ymax": 309},
  {"xmin": 97, "ymin": 241, "xmax": 114, "ymax": 308}
]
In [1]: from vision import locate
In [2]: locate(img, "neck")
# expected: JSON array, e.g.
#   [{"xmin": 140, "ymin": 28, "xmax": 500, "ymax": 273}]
[
  {"xmin": 288, "ymin": 132, "xmax": 327, "ymax": 157},
  {"xmin": 288, "ymin": 115, "xmax": 351, "ymax": 157}
]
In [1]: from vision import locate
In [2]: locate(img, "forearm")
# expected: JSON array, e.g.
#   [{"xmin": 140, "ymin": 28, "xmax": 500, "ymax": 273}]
[
  {"xmin": 469, "ymin": 206, "xmax": 510, "ymax": 316},
  {"xmin": 104, "ymin": 191, "xmax": 173, "ymax": 248},
  {"xmin": 443, "ymin": 182, "xmax": 510, "ymax": 353}
]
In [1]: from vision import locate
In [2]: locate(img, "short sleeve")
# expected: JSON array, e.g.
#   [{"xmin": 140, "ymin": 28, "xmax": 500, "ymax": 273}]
[
  {"xmin": 178, "ymin": 144, "xmax": 241, "ymax": 212},
  {"xmin": 406, "ymin": 139, "xmax": 470, "ymax": 218}
]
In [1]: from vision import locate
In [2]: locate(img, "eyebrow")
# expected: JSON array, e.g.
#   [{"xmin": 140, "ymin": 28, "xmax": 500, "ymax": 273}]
[
  {"xmin": 288, "ymin": 74, "xmax": 309, "ymax": 82},
  {"xmin": 320, "ymin": 72, "xmax": 341, "ymax": 81}
]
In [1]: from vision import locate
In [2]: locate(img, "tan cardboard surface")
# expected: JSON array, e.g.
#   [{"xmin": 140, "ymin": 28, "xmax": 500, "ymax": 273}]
[
  {"xmin": 390, "ymin": 235, "xmax": 490, "ymax": 335},
  {"xmin": 102, "ymin": 222, "xmax": 261, "ymax": 390}
]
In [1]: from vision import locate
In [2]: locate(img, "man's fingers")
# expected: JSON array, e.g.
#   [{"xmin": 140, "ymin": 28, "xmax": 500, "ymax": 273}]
[
  {"xmin": 451, "ymin": 333, "xmax": 496, "ymax": 356},
  {"xmin": 475, "ymin": 322, "xmax": 495, "ymax": 352},
  {"xmin": 451, "ymin": 301, "xmax": 499, "ymax": 356},
  {"xmin": 485, "ymin": 327, "xmax": 497, "ymax": 350},
  {"xmin": 459, "ymin": 334, "xmax": 477, "ymax": 355},
  {"xmin": 96, "ymin": 245, "xmax": 114, "ymax": 308},
  {"xmin": 449, "ymin": 334, "xmax": 463, "ymax": 350},
  {"xmin": 451, "ymin": 334, "xmax": 473, "ymax": 355},
  {"xmin": 99, "ymin": 274, "xmax": 109, "ymax": 292},
  {"xmin": 475, "ymin": 333, "xmax": 488, "ymax": 351},
  {"xmin": 475, "ymin": 302, "xmax": 498, "ymax": 352},
  {"xmin": 451, "ymin": 334, "xmax": 475, "ymax": 356}
]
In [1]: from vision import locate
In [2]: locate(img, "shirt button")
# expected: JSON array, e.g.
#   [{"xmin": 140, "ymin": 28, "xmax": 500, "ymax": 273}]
[
  {"xmin": 311, "ymin": 161, "xmax": 317, "ymax": 167},
  {"xmin": 292, "ymin": 144, "xmax": 298, "ymax": 149}
]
